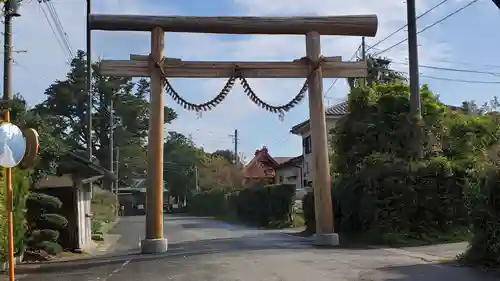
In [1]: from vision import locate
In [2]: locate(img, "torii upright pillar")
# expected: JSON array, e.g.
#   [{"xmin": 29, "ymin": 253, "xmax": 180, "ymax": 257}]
[
  {"xmin": 306, "ymin": 31, "xmax": 336, "ymax": 245},
  {"xmin": 141, "ymin": 27, "xmax": 168, "ymax": 254}
]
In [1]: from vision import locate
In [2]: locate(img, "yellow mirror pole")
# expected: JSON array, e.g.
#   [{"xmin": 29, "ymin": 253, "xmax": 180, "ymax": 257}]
[
  {"xmin": 3, "ymin": 1, "xmax": 15, "ymax": 280},
  {"xmin": 2, "ymin": 112, "xmax": 15, "ymax": 281}
]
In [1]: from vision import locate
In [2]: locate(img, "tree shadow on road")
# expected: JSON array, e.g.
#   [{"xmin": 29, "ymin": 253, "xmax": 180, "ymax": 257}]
[
  {"xmin": 15, "ymin": 232, "xmax": 374, "ymax": 275},
  {"xmin": 359, "ymin": 262, "xmax": 500, "ymax": 281}
]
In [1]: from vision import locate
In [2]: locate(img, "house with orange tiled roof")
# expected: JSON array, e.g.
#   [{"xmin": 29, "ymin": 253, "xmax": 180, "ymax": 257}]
[{"xmin": 242, "ymin": 146, "xmax": 300, "ymax": 188}]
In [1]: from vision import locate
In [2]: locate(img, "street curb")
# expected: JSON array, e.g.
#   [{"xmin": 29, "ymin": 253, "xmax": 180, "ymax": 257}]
[
  {"xmin": 14, "ymin": 217, "xmax": 123, "ymax": 276},
  {"xmin": 375, "ymin": 247, "xmax": 455, "ymax": 263},
  {"xmin": 280, "ymin": 231, "xmax": 458, "ymax": 263}
]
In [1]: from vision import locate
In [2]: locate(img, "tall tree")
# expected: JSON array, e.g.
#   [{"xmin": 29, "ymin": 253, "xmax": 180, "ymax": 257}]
[
  {"xmin": 347, "ymin": 55, "xmax": 407, "ymax": 89},
  {"xmin": 212, "ymin": 149, "xmax": 237, "ymax": 164},
  {"xmin": 6, "ymin": 94, "xmax": 64, "ymax": 183},
  {"xmin": 32, "ymin": 50, "xmax": 177, "ymax": 188},
  {"xmin": 163, "ymin": 132, "xmax": 202, "ymax": 198}
]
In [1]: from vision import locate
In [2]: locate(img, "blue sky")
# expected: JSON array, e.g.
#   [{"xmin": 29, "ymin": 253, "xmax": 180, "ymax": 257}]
[{"xmin": 5, "ymin": 0, "xmax": 500, "ymax": 162}]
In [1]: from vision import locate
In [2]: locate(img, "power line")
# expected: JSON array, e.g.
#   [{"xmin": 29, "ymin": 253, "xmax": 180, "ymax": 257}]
[
  {"xmin": 38, "ymin": 2, "xmax": 68, "ymax": 58},
  {"xmin": 38, "ymin": 0, "xmax": 74, "ymax": 60},
  {"xmin": 431, "ymin": 59, "xmax": 500, "ymax": 69},
  {"xmin": 366, "ymin": 0, "xmax": 450, "ymax": 53},
  {"xmin": 391, "ymin": 61, "xmax": 500, "ymax": 76},
  {"xmin": 375, "ymin": 0, "xmax": 481, "ymax": 56},
  {"xmin": 368, "ymin": 44, "xmax": 500, "ymax": 71},
  {"xmin": 418, "ymin": 74, "xmax": 500, "ymax": 84},
  {"xmin": 367, "ymin": 43, "xmax": 500, "ymax": 69}
]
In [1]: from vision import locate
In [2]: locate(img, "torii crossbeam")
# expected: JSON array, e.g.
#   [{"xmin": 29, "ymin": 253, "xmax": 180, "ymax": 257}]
[{"xmin": 89, "ymin": 14, "xmax": 378, "ymax": 253}]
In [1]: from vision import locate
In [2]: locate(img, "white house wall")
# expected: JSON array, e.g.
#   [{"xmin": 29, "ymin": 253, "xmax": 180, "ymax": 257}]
[
  {"xmin": 300, "ymin": 117, "xmax": 339, "ymax": 188},
  {"xmin": 76, "ymin": 185, "xmax": 93, "ymax": 251},
  {"xmin": 77, "ymin": 189, "xmax": 85, "ymax": 249}
]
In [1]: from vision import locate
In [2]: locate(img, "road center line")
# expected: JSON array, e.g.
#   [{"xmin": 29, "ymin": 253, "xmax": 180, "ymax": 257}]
[{"xmin": 101, "ymin": 260, "xmax": 131, "ymax": 281}]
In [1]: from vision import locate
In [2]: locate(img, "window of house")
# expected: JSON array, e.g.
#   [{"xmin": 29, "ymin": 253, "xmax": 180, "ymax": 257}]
[
  {"xmin": 303, "ymin": 135, "xmax": 312, "ymax": 154},
  {"xmin": 279, "ymin": 176, "xmax": 284, "ymax": 183}
]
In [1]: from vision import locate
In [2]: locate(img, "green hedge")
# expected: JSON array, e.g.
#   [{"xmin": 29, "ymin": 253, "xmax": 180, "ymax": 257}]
[
  {"xmin": 188, "ymin": 184, "xmax": 296, "ymax": 228},
  {"xmin": 462, "ymin": 168, "xmax": 500, "ymax": 268},
  {"xmin": 236, "ymin": 184, "xmax": 296, "ymax": 228},
  {"xmin": 303, "ymin": 156, "xmax": 470, "ymax": 238},
  {"xmin": 188, "ymin": 189, "xmax": 237, "ymax": 217}
]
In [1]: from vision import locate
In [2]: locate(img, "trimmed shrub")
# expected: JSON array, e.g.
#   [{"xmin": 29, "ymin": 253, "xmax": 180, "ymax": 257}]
[
  {"xmin": 30, "ymin": 229, "xmax": 60, "ymax": 243},
  {"xmin": 25, "ymin": 191, "xmax": 67, "ymax": 256},
  {"xmin": 26, "ymin": 192, "xmax": 62, "ymax": 211},
  {"xmin": 37, "ymin": 241, "xmax": 63, "ymax": 255},
  {"xmin": 37, "ymin": 214, "xmax": 68, "ymax": 230},
  {"xmin": 462, "ymin": 168, "xmax": 500, "ymax": 268},
  {"xmin": 188, "ymin": 184, "xmax": 296, "ymax": 228},
  {"xmin": 302, "ymin": 189, "xmax": 341, "ymax": 234},
  {"xmin": 188, "ymin": 189, "xmax": 237, "ymax": 217},
  {"xmin": 303, "ymin": 155, "xmax": 470, "ymax": 238},
  {"xmin": 236, "ymin": 183, "xmax": 296, "ymax": 228}
]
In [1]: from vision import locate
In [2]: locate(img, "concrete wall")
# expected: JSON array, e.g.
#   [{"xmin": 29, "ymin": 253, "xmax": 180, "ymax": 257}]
[{"xmin": 275, "ymin": 165, "xmax": 301, "ymax": 191}]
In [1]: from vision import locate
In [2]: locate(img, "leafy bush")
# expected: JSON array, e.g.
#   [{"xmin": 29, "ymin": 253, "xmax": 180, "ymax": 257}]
[
  {"xmin": 188, "ymin": 184, "xmax": 296, "ymax": 228},
  {"xmin": 304, "ymin": 155, "xmax": 471, "ymax": 239},
  {"xmin": 462, "ymin": 168, "xmax": 500, "ymax": 268},
  {"xmin": 188, "ymin": 189, "xmax": 237, "ymax": 217},
  {"xmin": 13, "ymin": 170, "xmax": 30, "ymax": 255},
  {"xmin": 0, "ymin": 171, "xmax": 7, "ymax": 262},
  {"xmin": 0, "ymin": 169, "xmax": 30, "ymax": 261},
  {"xmin": 36, "ymin": 241, "xmax": 63, "ymax": 255},
  {"xmin": 91, "ymin": 187, "xmax": 117, "ymax": 224},
  {"xmin": 236, "ymin": 183, "xmax": 296, "ymax": 228},
  {"xmin": 30, "ymin": 229, "xmax": 60, "ymax": 243},
  {"xmin": 26, "ymin": 192, "xmax": 62, "ymax": 211},
  {"xmin": 302, "ymin": 83, "xmax": 481, "ymax": 243},
  {"xmin": 302, "ymin": 189, "xmax": 340, "ymax": 234},
  {"xmin": 37, "ymin": 213, "xmax": 68, "ymax": 230}
]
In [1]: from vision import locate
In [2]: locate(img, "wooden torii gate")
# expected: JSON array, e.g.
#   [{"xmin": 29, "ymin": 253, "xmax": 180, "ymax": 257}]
[{"xmin": 89, "ymin": 14, "xmax": 378, "ymax": 253}]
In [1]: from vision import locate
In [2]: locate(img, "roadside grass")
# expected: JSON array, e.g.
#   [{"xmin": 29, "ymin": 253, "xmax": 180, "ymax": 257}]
[
  {"xmin": 90, "ymin": 187, "xmax": 117, "ymax": 241},
  {"xmin": 295, "ymin": 225, "xmax": 472, "ymax": 249},
  {"xmin": 362, "ymin": 227, "xmax": 473, "ymax": 248},
  {"xmin": 213, "ymin": 211, "xmax": 305, "ymax": 230}
]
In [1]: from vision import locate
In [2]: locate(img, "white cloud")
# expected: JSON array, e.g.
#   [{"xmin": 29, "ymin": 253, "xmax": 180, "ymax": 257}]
[{"xmin": 6, "ymin": 0, "xmax": 457, "ymax": 157}]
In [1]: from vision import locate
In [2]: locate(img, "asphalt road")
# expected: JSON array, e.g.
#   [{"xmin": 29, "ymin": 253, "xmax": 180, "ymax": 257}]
[{"xmin": 15, "ymin": 215, "xmax": 499, "ymax": 281}]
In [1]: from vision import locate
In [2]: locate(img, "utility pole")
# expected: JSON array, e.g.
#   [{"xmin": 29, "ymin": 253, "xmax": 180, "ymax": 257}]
[
  {"xmin": 115, "ymin": 146, "xmax": 119, "ymax": 216},
  {"xmin": 86, "ymin": 0, "xmax": 93, "ymax": 199},
  {"xmin": 229, "ymin": 129, "xmax": 239, "ymax": 164},
  {"xmin": 361, "ymin": 36, "xmax": 366, "ymax": 86},
  {"xmin": 194, "ymin": 165, "xmax": 199, "ymax": 192},
  {"xmin": 406, "ymin": 0, "xmax": 421, "ymax": 117},
  {"xmin": 493, "ymin": 0, "xmax": 500, "ymax": 10},
  {"xmin": 3, "ymin": 2, "xmax": 20, "ymax": 281},
  {"xmin": 109, "ymin": 95, "xmax": 114, "ymax": 193}
]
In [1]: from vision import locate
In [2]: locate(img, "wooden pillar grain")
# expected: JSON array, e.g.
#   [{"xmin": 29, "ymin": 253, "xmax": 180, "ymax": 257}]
[
  {"xmin": 305, "ymin": 32, "xmax": 335, "ymax": 236},
  {"xmin": 146, "ymin": 27, "xmax": 165, "ymax": 240}
]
